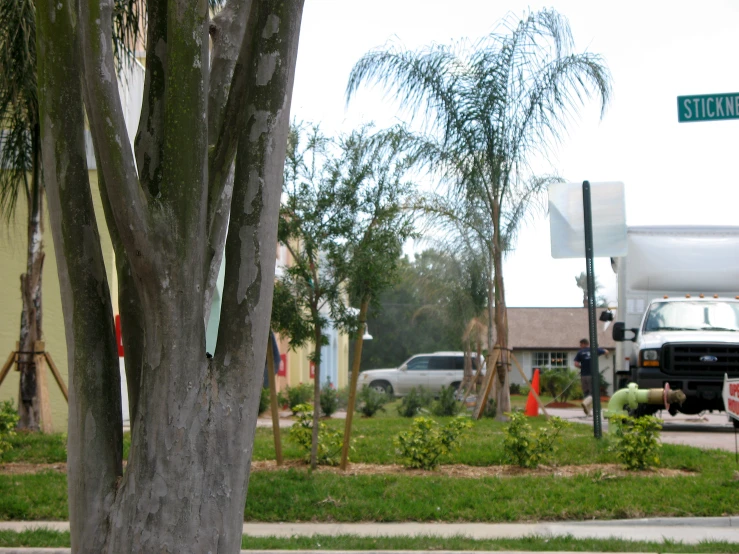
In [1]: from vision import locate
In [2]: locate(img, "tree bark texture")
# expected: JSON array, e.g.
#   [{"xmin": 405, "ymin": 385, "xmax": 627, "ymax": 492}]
[
  {"xmin": 37, "ymin": 1, "xmax": 123, "ymax": 550},
  {"xmin": 37, "ymin": 0, "xmax": 305, "ymax": 551},
  {"xmin": 492, "ymin": 198, "xmax": 511, "ymax": 419},
  {"xmin": 17, "ymin": 125, "xmax": 45, "ymax": 430}
]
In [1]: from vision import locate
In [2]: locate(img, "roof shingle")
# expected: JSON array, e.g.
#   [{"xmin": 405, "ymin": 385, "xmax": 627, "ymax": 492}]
[{"xmin": 498, "ymin": 307, "xmax": 617, "ymax": 350}]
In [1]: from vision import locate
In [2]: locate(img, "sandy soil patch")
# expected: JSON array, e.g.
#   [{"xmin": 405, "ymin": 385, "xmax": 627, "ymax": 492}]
[
  {"xmin": 0, "ymin": 462, "xmax": 67, "ymax": 475},
  {"xmin": 249, "ymin": 460, "xmax": 694, "ymax": 478},
  {"xmin": 0, "ymin": 459, "xmax": 694, "ymax": 478}
]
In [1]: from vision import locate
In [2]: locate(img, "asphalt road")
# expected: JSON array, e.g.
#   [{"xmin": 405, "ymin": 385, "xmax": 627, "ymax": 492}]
[{"xmin": 545, "ymin": 407, "xmax": 739, "ymax": 452}]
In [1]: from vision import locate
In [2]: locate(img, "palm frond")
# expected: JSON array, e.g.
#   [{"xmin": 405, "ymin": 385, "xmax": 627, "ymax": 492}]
[{"xmin": 0, "ymin": 0, "xmax": 37, "ymax": 222}]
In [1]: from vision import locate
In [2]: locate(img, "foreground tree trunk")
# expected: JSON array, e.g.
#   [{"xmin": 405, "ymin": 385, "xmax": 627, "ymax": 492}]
[
  {"xmin": 37, "ymin": 3, "xmax": 122, "ymax": 550},
  {"xmin": 17, "ymin": 129, "xmax": 45, "ymax": 430},
  {"xmin": 37, "ymin": 0, "xmax": 304, "ymax": 551}
]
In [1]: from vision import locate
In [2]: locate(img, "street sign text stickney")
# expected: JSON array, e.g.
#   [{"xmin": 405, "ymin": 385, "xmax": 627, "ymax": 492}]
[{"xmin": 678, "ymin": 93, "xmax": 739, "ymax": 122}]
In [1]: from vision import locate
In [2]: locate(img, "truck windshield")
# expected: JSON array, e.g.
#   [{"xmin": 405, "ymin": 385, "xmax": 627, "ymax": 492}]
[{"xmin": 644, "ymin": 301, "xmax": 739, "ymax": 333}]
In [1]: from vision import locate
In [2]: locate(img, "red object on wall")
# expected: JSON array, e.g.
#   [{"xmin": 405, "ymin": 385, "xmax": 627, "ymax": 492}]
[
  {"xmin": 309, "ymin": 361, "xmax": 315, "ymax": 379},
  {"xmin": 278, "ymin": 354, "xmax": 287, "ymax": 377},
  {"xmin": 115, "ymin": 315, "xmax": 124, "ymax": 357}
]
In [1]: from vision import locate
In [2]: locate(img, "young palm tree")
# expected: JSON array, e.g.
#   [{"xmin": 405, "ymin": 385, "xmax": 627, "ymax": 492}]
[
  {"xmin": 0, "ymin": 0, "xmax": 43, "ymax": 429},
  {"xmin": 347, "ymin": 9, "xmax": 611, "ymax": 417},
  {"xmin": 0, "ymin": 0, "xmax": 143, "ymax": 429}
]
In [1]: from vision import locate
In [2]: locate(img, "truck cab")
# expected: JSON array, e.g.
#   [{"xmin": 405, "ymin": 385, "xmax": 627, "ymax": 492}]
[
  {"xmin": 612, "ymin": 226, "xmax": 739, "ymax": 419},
  {"xmin": 614, "ymin": 296, "xmax": 739, "ymax": 415}
]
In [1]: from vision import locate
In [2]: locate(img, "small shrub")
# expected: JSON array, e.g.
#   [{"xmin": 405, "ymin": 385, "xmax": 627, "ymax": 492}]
[
  {"xmin": 320, "ymin": 383, "xmax": 339, "ymax": 417},
  {"xmin": 397, "ymin": 386, "xmax": 432, "ymax": 417},
  {"xmin": 258, "ymin": 388, "xmax": 270, "ymax": 415},
  {"xmin": 0, "ymin": 400, "xmax": 19, "ymax": 457},
  {"xmin": 481, "ymin": 396, "xmax": 497, "ymax": 418},
  {"xmin": 609, "ymin": 414, "xmax": 662, "ymax": 470},
  {"xmin": 288, "ymin": 403, "xmax": 348, "ymax": 465},
  {"xmin": 394, "ymin": 416, "xmax": 473, "ymax": 470},
  {"xmin": 519, "ymin": 384, "xmax": 530, "ymax": 397},
  {"xmin": 509, "ymin": 383, "xmax": 522, "ymax": 395},
  {"xmin": 356, "ymin": 385, "xmax": 390, "ymax": 417},
  {"xmin": 540, "ymin": 368, "xmax": 580, "ymax": 402},
  {"xmin": 503, "ymin": 412, "xmax": 569, "ymax": 468},
  {"xmin": 431, "ymin": 386, "xmax": 463, "ymax": 416},
  {"xmin": 336, "ymin": 386, "xmax": 350, "ymax": 410},
  {"xmin": 283, "ymin": 383, "xmax": 313, "ymax": 414}
]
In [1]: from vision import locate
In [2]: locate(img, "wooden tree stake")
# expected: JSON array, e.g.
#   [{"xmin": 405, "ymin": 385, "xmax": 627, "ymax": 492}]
[
  {"xmin": 341, "ymin": 298, "xmax": 369, "ymax": 471},
  {"xmin": 472, "ymin": 347, "xmax": 500, "ymax": 419},
  {"xmin": 266, "ymin": 335, "xmax": 283, "ymax": 466},
  {"xmin": 34, "ymin": 341, "xmax": 53, "ymax": 433},
  {"xmin": 0, "ymin": 350, "xmax": 16, "ymax": 389},
  {"xmin": 44, "ymin": 352, "xmax": 68, "ymax": 403}
]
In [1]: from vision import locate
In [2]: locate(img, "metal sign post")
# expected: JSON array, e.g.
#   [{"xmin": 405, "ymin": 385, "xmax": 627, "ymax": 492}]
[{"xmin": 582, "ymin": 181, "xmax": 602, "ymax": 439}]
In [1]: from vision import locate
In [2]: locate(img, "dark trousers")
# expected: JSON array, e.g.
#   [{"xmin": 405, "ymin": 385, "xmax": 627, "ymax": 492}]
[{"xmin": 581, "ymin": 375, "xmax": 592, "ymax": 397}]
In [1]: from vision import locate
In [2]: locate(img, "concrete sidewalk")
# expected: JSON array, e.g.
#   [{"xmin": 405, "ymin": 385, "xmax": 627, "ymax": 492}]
[{"xmin": 1, "ymin": 516, "xmax": 739, "ymax": 545}]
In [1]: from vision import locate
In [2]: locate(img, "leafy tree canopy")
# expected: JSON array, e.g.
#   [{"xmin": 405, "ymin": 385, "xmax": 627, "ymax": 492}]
[{"xmin": 360, "ymin": 248, "xmax": 487, "ymax": 369}]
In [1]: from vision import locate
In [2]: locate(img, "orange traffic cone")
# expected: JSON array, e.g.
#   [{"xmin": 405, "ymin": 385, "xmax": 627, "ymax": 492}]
[{"xmin": 524, "ymin": 368, "xmax": 540, "ymax": 417}]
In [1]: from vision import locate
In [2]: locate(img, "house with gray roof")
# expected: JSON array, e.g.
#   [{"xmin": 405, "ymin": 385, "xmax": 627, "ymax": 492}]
[{"xmin": 503, "ymin": 307, "xmax": 617, "ymax": 393}]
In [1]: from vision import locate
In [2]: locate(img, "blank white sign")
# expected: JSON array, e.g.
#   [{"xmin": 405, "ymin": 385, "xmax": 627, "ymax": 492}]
[{"xmin": 549, "ymin": 181, "xmax": 627, "ymax": 259}]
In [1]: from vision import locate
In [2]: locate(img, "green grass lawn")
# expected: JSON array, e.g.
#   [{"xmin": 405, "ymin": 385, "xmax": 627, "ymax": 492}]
[
  {"xmin": 0, "ymin": 530, "xmax": 737, "ymax": 552},
  {"xmin": 1, "ymin": 413, "xmax": 737, "ymax": 523}
]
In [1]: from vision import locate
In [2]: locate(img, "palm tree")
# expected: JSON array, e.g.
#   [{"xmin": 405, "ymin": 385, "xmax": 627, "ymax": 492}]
[
  {"xmin": 0, "ymin": 0, "xmax": 143, "ymax": 429},
  {"xmin": 347, "ymin": 9, "xmax": 611, "ymax": 417},
  {"xmin": 575, "ymin": 271, "xmax": 607, "ymax": 308},
  {"xmin": 0, "ymin": 0, "xmax": 43, "ymax": 429}
]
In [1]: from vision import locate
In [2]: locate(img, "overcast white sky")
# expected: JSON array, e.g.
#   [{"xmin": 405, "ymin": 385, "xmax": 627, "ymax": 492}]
[{"xmin": 290, "ymin": 0, "xmax": 739, "ymax": 307}]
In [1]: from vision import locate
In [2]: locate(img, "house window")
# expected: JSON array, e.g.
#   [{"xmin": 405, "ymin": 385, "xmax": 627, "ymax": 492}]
[{"xmin": 532, "ymin": 351, "xmax": 569, "ymax": 368}]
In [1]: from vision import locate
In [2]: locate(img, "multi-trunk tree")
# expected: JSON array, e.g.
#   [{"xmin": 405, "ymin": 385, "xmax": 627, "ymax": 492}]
[
  {"xmin": 37, "ymin": 0, "xmax": 304, "ymax": 551},
  {"xmin": 348, "ymin": 9, "xmax": 611, "ymax": 418}
]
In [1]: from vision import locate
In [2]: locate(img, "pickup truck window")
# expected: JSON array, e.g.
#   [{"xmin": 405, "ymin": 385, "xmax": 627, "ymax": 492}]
[{"xmin": 644, "ymin": 301, "xmax": 739, "ymax": 333}]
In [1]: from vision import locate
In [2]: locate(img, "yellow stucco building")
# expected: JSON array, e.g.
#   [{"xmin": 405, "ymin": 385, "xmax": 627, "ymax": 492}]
[{"xmin": 0, "ymin": 174, "xmax": 115, "ymax": 431}]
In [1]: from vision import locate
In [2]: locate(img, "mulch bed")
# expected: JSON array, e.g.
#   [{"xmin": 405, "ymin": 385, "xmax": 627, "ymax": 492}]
[
  {"xmin": 249, "ymin": 460, "xmax": 693, "ymax": 478},
  {"xmin": 1, "ymin": 460, "xmax": 695, "ymax": 478}
]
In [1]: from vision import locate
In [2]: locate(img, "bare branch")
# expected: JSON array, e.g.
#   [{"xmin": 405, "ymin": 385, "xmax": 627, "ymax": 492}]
[
  {"xmin": 134, "ymin": 0, "xmax": 166, "ymax": 197},
  {"xmin": 216, "ymin": 0, "xmax": 305, "ymax": 364},
  {"xmin": 208, "ymin": 0, "xmax": 254, "ymax": 148},
  {"xmin": 78, "ymin": 0, "xmax": 150, "ymax": 264},
  {"xmin": 38, "ymin": 0, "xmax": 122, "ymax": 548},
  {"xmin": 157, "ymin": 0, "xmax": 210, "ymax": 244},
  {"xmin": 207, "ymin": 0, "xmax": 261, "ymax": 233}
]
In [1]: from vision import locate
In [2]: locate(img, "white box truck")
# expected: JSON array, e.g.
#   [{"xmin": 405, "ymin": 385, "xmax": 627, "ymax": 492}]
[{"xmin": 612, "ymin": 226, "xmax": 739, "ymax": 422}]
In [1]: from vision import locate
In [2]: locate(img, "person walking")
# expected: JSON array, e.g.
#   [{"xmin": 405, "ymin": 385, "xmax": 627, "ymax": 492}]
[{"xmin": 574, "ymin": 338, "xmax": 608, "ymax": 415}]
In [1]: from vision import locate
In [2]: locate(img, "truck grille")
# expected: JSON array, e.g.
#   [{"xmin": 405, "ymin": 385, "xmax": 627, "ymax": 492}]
[{"xmin": 663, "ymin": 343, "xmax": 739, "ymax": 376}]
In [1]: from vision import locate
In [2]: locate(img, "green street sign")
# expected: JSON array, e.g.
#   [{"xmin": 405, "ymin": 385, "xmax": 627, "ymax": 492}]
[{"xmin": 678, "ymin": 93, "xmax": 739, "ymax": 122}]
